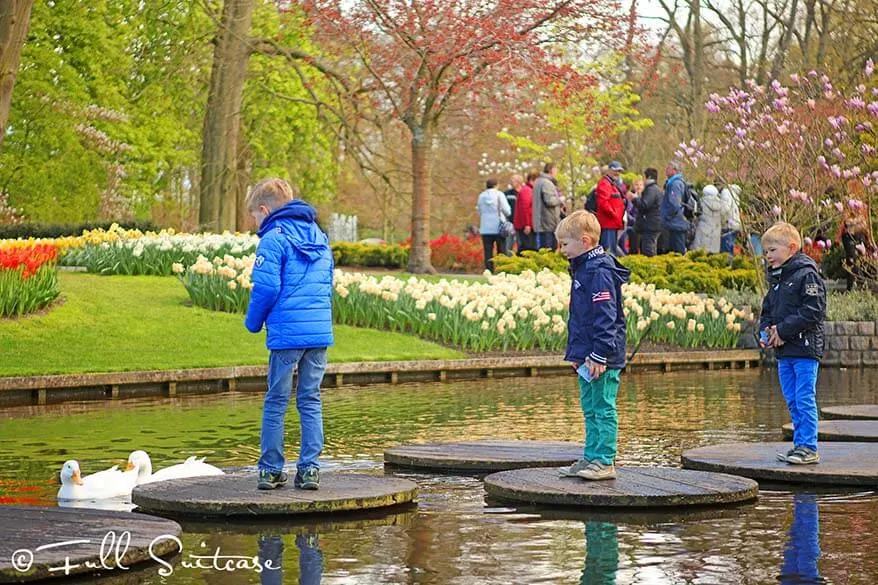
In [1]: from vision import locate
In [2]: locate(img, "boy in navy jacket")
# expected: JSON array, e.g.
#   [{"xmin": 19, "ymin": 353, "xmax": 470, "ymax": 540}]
[
  {"xmin": 556, "ymin": 211, "xmax": 630, "ymax": 480},
  {"xmin": 759, "ymin": 222, "xmax": 826, "ymax": 465},
  {"xmin": 245, "ymin": 178, "xmax": 334, "ymax": 490}
]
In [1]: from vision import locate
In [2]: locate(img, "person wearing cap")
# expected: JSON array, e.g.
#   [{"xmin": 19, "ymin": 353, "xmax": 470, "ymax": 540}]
[{"xmin": 594, "ymin": 161, "xmax": 626, "ymax": 256}]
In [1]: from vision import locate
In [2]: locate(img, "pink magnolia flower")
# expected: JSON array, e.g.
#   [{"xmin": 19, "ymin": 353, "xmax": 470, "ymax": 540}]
[
  {"xmin": 856, "ymin": 243, "xmax": 867, "ymax": 254},
  {"xmin": 808, "ymin": 70, "xmax": 818, "ymax": 77},
  {"xmin": 847, "ymin": 97, "xmax": 866, "ymax": 110},
  {"xmin": 807, "ymin": 99, "xmax": 816, "ymax": 110},
  {"xmin": 868, "ymin": 102, "xmax": 878, "ymax": 117},
  {"xmin": 848, "ymin": 199, "xmax": 865, "ymax": 210},
  {"xmin": 832, "ymin": 147, "xmax": 845, "ymax": 160},
  {"xmin": 706, "ymin": 101, "xmax": 720, "ymax": 113},
  {"xmin": 824, "ymin": 138, "xmax": 833, "ymax": 147},
  {"xmin": 790, "ymin": 73, "xmax": 800, "ymax": 84},
  {"xmin": 826, "ymin": 239, "xmax": 832, "ymax": 248},
  {"xmin": 817, "ymin": 240, "xmax": 826, "ymax": 249},
  {"xmin": 804, "ymin": 237, "xmax": 813, "ymax": 246},
  {"xmin": 772, "ymin": 206, "xmax": 782, "ymax": 216},
  {"xmin": 834, "ymin": 202, "xmax": 844, "ymax": 212},
  {"xmin": 867, "ymin": 59, "xmax": 875, "ymax": 77},
  {"xmin": 830, "ymin": 165, "xmax": 842, "ymax": 178}
]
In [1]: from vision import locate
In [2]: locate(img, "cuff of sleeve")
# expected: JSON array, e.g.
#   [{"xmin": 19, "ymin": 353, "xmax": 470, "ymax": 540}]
[{"xmin": 588, "ymin": 352, "xmax": 607, "ymax": 365}]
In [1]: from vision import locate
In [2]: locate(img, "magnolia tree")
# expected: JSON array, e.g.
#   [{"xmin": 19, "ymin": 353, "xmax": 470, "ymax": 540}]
[
  {"xmin": 679, "ymin": 60, "xmax": 878, "ymax": 242},
  {"xmin": 299, "ymin": 0, "xmax": 633, "ymax": 273}
]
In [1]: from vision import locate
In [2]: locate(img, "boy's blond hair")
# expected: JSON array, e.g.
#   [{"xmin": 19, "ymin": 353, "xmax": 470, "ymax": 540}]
[
  {"xmin": 556, "ymin": 210, "xmax": 601, "ymax": 244},
  {"xmin": 246, "ymin": 178, "xmax": 296, "ymax": 212},
  {"xmin": 762, "ymin": 222, "xmax": 802, "ymax": 249}
]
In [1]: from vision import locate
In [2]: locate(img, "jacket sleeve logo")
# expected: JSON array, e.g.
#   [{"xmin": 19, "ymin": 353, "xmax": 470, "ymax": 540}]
[
  {"xmin": 255, "ymin": 255, "xmax": 265, "ymax": 268},
  {"xmin": 592, "ymin": 290, "xmax": 611, "ymax": 303},
  {"xmin": 804, "ymin": 283, "xmax": 819, "ymax": 296}
]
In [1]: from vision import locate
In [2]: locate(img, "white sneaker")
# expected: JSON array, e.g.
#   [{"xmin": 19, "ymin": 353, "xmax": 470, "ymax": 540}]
[
  {"xmin": 576, "ymin": 461, "xmax": 617, "ymax": 481},
  {"xmin": 558, "ymin": 459, "xmax": 590, "ymax": 477}
]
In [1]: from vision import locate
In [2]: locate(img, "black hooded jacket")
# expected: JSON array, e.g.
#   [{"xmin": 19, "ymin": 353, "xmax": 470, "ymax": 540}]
[{"xmin": 759, "ymin": 252, "xmax": 826, "ymax": 360}]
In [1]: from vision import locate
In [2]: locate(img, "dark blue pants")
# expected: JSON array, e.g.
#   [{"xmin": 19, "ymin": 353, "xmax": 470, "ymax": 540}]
[{"xmin": 668, "ymin": 229, "xmax": 687, "ymax": 254}]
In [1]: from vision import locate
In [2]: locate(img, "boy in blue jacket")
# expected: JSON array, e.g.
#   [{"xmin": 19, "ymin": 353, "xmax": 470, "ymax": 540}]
[
  {"xmin": 244, "ymin": 178, "xmax": 334, "ymax": 490},
  {"xmin": 555, "ymin": 211, "xmax": 630, "ymax": 480},
  {"xmin": 759, "ymin": 222, "xmax": 826, "ymax": 465}
]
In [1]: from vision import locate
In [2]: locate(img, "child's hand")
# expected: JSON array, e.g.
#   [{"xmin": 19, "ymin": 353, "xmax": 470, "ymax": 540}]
[
  {"xmin": 768, "ymin": 325, "xmax": 785, "ymax": 347},
  {"xmin": 585, "ymin": 358, "xmax": 606, "ymax": 380}
]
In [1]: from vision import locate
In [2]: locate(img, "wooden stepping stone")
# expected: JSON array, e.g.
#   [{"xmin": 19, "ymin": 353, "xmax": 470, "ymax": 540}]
[
  {"xmin": 821, "ymin": 404, "xmax": 878, "ymax": 420},
  {"xmin": 782, "ymin": 420, "xmax": 878, "ymax": 442},
  {"xmin": 0, "ymin": 506, "xmax": 180, "ymax": 583},
  {"xmin": 682, "ymin": 442, "xmax": 878, "ymax": 486},
  {"xmin": 483, "ymin": 466, "xmax": 757, "ymax": 508},
  {"xmin": 384, "ymin": 440, "xmax": 582, "ymax": 472},
  {"xmin": 131, "ymin": 472, "xmax": 417, "ymax": 518}
]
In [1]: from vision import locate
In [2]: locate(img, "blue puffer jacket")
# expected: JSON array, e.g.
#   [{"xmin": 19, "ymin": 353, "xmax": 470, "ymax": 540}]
[
  {"xmin": 661, "ymin": 173, "xmax": 690, "ymax": 232},
  {"xmin": 244, "ymin": 200, "xmax": 334, "ymax": 350},
  {"xmin": 564, "ymin": 246, "xmax": 630, "ymax": 369}
]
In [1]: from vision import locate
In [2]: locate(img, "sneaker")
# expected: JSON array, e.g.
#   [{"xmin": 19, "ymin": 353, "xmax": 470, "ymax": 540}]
[
  {"xmin": 576, "ymin": 461, "xmax": 617, "ymax": 481},
  {"xmin": 257, "ymin": 469, "xmax": 288, "ymax": 490},
  {"xmin": 776, "ymin": 447, "xmax": 798, "ymax": 462},
  {"xmin": 786, "ymin": 447, "xmax": 819, "ymax": 465},
  {"xmin": 294, "ymin": 466, "xmax": 320, "ymax": 490},
  {"xmin": 558, "ymin": 458, "xmax": 591, "ymax": 477}
]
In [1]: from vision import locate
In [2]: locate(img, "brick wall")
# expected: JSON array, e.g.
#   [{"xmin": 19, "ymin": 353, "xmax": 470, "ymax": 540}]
[{"xmin": 823, "ymin": 321, "xmax": 878, "ymax": 367}]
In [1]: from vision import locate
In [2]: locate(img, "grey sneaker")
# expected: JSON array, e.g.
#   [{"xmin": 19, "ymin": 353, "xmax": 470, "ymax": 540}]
[
  {"xmin": 294, "ymin": 466, "xmax": 320, "ymax": 490},
  {"xmin": 786, "ymin": 447, "xmax": 819, "ymax": 465},
  {"xmin": 576, "ymin": 461, "xmax": 617, "ymax": 481},
  {"xmin": 558, "ymin": 459, "xmax": 591, "ymax": 477},
  {"xmin": 776, "ymin": 447, "xmax": 798, "ymax": 462},
  {"xmin": 257, "ymin": 469, "xmax": 288, "ymax": 490}
]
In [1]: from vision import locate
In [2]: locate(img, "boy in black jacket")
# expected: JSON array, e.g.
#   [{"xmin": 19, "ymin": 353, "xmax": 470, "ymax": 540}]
[
  {"xmin": 556, "ymin": 211, "xmax": 630, "ymax": 480},
  {"xmin": 759, "ymin": 222, "xmax": 826, "ymax": 465}
]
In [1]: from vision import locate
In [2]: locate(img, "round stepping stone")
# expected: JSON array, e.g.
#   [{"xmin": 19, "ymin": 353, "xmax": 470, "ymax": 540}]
[
  {"xmin": 821, "ymin": 404, "xmax": 878, "ymax": 420},
  {"xmin": 0, "ymin": 506, "xmax": 180, "ymax": 582},
  {"xmin": 384, "ymin": 440, "xmax": 583, "ymax": 472},
  {"xmin": 131, "ymin": 472, "xmax": 417, "ymax": 518},
  {"xmin": 782, "ymin": 420, "xmax": 878, "ymax": 442},
  {"xmin": 483, "ymin": 466, "xmax": 757, "ymax": 508},
  {"xmin": 682, "ymin": 442, "xmax": 878, "ymax": 486}
]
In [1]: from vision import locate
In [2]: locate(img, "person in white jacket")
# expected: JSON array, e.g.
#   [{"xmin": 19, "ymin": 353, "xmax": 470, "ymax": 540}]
[
  {"xmin": 718, "ymin": 181, "xmax": 742, "ymax": 255},
  {"xmin": 691, "ymin": 184, "xmax": 727, "ymax": 253},
  {"xmin": 476, "ymin": 178, "xmax": 512, "ymax": 272}
]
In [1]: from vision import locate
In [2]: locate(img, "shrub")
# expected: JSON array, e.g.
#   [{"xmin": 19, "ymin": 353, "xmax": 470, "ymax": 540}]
[
  {"xmin": 0, "ymin": 221, "xmax": 159, "ymax": 240},
  {"xmin": 428, "ymin": 234, "xmax": 483, "ymax": 272},
  {"xmin": 0, "ymin": 244, "xmax": 61, "ymax": 317},
  {"xmin": 331, "ymin": 242, "xmax": 409, "ymax": 268}
]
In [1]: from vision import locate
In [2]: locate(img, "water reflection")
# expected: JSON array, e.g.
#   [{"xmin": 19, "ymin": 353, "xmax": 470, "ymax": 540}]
[
  {"xmin": 780, "ymin": 493, "xmax": 825, "ymax": 585},
  {"xmin": 581, "ymin": 522, "xmax": 618, "ymax": 585}
]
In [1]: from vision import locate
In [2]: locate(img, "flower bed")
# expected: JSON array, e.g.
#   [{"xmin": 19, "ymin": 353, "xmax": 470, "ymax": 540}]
[
  {"xmin": 174, "ymin": 255, "xmax": 254, "ymax": 313},
  {"xmin": 0, "ymin": 243, "xmax": 60, "ymax": 317}
]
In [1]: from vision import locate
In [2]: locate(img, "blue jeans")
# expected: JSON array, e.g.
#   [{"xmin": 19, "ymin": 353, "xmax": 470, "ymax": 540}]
[
  {"xmin": 578, "ymin": 369, "xmax": 621, "ymax": 465},
  {"xmin": 260, "ymin": 347, "xmax": 327, "ymax": 474},
  {"xmin": 668, "ymin": 229, "xmax": 687, "ymax": 254},
  {"xmin": 777, "ymin": 358, "xmax": 819, "ymax": 451},
  {"xmin": 296, "ymin": 534, "xmax": 323, "ymax": 585},
  {"xmin": 780, "ymin": 494, "xmax": 821, "ymax": 584},
  {"xmin": 600, "ymin": 229, "xmax": 618, "ymax": 256},
  {"xmin": 721, "ymin": 230, "xmax": 738, "ymax": 254}
]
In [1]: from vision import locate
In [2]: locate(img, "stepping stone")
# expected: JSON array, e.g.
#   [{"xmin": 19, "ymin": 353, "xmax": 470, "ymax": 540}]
[
  {"xmin": 782, "ymin": 420, "xmax": 878, "ymax": 442},
  {"xmin": 0, "ymin": 506, "xmax": 180, "ymax": 583},
  {"xmin": 483, "ymin": 466, "xmax": 758, "ymax": 508},
  {"xmin": 131, "ymin": 472, "xmax": 417, "ymax": 518},
  {"xmin": 682, "ymin": 442, "xmax": 878, "ymax": 486},
  {"xmin": 384, "ymin": 440, "xmax": 582, "ymax": 472},
  {"xmin": 820, "ymin": 404, "xmax": 878, "ymax": 420}
]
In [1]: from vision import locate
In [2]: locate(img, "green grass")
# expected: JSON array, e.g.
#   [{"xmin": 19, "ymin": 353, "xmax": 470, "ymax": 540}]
[{"xmin": 0, "ymin": 272, "xmax": 462, "ymax": 377}]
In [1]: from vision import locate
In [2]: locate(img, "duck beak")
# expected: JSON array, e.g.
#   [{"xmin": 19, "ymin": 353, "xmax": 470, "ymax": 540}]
[
  {"xmin": 72, "ymin": 471, "xmax": 84, "ymax": 486},
  {"xmin": 125, "ymin": 462, "xmax": 135, "ymax": 471}
]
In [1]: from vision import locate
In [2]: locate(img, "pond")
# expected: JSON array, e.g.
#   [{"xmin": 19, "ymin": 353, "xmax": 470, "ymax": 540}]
[{"xmin": 0, "ymin": 367, "xmax": 876, "ymax": 584}]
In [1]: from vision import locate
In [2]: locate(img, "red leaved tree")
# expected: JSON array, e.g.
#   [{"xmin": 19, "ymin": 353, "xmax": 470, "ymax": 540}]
[{"xmin": 300, "ymin": 0, "xmax": 630, "ymax": 273}]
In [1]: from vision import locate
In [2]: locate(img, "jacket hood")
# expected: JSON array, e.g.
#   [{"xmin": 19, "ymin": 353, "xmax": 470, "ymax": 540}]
[
  {"xmin": 768, "ymin": 251, "xmax": 818, "ymax": 282},
  {"xmin": 570, "ymin": 246, "xmax": 631, "ymax": 284},
  {"xmin": 258, "ymin": 199, "xmax": 327, "ymax": 261}
]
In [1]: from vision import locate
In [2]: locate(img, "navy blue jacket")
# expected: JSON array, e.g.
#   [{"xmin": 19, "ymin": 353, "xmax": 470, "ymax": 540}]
[
  {"xmin": 564, "ymin": 246, "xmax": 630, "ymax": 369},
  {"xmin": 244, "ymin": 200, "xmax": 334, "ymax": 350},
  {"xmin": 759, "ymin": 252, "xmax": 826, "ymax": 360}
]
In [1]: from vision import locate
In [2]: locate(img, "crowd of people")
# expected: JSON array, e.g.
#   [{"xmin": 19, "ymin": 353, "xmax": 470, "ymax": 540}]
[{"xmin": 476, "ymin": 160, "xmax": 744, "ymax": 272}]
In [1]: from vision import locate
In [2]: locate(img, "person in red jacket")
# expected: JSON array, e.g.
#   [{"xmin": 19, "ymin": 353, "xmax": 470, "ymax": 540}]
[
  {"xmin": 595, "ymin": 161, "xmax": 626, "ymax": 256},
  {"xmin": 514, "ymin": 172, "xmax": 538, "ymax": 253}
]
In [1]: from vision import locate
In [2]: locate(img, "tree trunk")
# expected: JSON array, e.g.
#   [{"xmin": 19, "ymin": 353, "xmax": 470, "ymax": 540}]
[
  {"xmin": 198, "ymin": 0, "xmax": 253, "ymax": 232},
  {"xmin": 770, "ymin": 0, "xmax": 799, "ymax": 80},
  {"xmin": 0, "ymin": 0, "xmax": 33, "ymax": 150},
  {"xmin": 235, "ymin": 131, "xmax": 252, "ymax": 232},
  {"xmin": 406, "ymin": 124, "xmax": 435, "ymax": 274}
]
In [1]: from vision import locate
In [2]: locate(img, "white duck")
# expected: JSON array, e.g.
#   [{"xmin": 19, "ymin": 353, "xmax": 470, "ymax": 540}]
[
  {"xmin": 126, "ymin": 450, "xmax": 224, "ymax": 485},
  {"xmin": 57, "ymin": 460, "xmax": 137, "ymax": 501}
]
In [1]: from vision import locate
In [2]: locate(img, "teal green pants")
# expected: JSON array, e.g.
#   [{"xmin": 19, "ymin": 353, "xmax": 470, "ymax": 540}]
[{"xmin": 578, "ymin": 369, "xmax": 621, "ymax": 465}]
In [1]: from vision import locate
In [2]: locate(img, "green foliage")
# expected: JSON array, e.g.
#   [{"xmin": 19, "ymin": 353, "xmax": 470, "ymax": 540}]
[
  {"xmin": 826, "ymin": 290, "xmax": 878, "ymax": 322},
  {"xmin": 0, "ymin": 265, "xmax": 60, "ymax": 317},
  {"xmin": 0, "ymin": 221, "xmax": 159, "ymax": 240},
  {"xmin": 494, "ymin": 249, "xmax": 759, "ymax": 294},
  {"xmin": 332, "ymin": 242, "xmax": 410, "ymax": 268}
]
